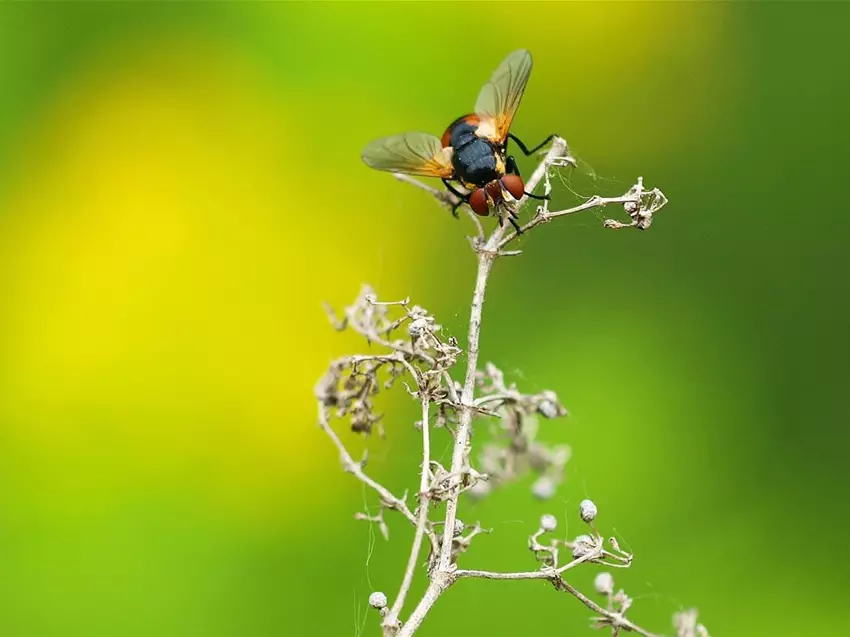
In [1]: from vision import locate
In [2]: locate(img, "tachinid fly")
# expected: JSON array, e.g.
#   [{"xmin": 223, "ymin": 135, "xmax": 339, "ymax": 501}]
[{"xmin": 361, "ymin": 49, "xmax": 555, "ymax": 232}]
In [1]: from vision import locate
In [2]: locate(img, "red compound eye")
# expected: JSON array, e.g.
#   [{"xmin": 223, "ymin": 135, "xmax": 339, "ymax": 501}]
[
  {"xmin": 500, "ymin": 174, "xmax": 525, "ymax": 201},
  {"xmin": 469, "ymin": 188, "xmax": 489, "ymax": 216}
]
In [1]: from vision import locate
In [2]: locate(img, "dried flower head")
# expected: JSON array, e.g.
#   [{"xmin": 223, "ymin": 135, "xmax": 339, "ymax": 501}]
[
  {"xmin": 468, "ymin": 362, "xmax": 571, "ymax": 500},
  {"xmin": 579, "ymin": 499, "xmax": 598, "ymax": 523},
  {"xmin": 594, "ymin": 572, "xmax": 614, "ymax": 595},
  {"xmin": 571, "ymin": 533, "xmax": 595, "ymax": 559},
  {"xmin": 539, "ymin": 514, "xmax": 558, "ymax": 532},
  {"xmin": 531, "ymin": 476, "xmax": 558, "ymax": 501},
  {"xmin": 674, "ymin": 609, "xmax": 711, "ymax": 637},
  {"xmin": 369, "ymin": 591, "xmax": 388, "ymax": 610}
]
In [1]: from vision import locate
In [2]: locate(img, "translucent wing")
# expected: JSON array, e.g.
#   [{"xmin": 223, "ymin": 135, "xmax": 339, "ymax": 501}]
[
  {"xmin": 361, "ymin": 132, "xmax": 454, "ymax": 178},
  {"xmin": 474, "ymin": 49, "xmax": 533, "ymax": 143}
]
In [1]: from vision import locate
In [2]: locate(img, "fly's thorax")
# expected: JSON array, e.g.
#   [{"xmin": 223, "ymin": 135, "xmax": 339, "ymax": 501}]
[{"xmin": 442, "ymin": 115, "xmax": 480, "ymax": 149}]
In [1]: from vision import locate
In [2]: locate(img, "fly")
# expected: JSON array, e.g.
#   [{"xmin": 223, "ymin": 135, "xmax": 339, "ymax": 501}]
[{"xmin": 361, "ymin": 49, "xmax": 555, "ymax": 233}]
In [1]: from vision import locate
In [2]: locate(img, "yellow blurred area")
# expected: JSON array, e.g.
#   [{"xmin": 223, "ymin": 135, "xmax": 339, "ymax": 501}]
[{"xmin": 0, "ymin": 34, "xmax": 421, "ymax": 519}]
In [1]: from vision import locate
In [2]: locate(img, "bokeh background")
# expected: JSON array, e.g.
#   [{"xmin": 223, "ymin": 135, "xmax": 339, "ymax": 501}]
[{"xmin": 1, "ymin": 3, "xmax": 849, "ymax": 636}]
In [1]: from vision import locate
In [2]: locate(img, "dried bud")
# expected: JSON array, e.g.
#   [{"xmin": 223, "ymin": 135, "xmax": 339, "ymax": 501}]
[
  {"xmin": 314, "ymin": 371, "xmax": 339, "ymax": 407},
  {"xmin": 453, "ymin": 519, "xmax": 465, "ymax": 536},
  {"xmin": 537, "ymin": 399, "xmax": 560, "ymax": 419},
  {"xmin": 674, "ymin": 609, "xmax": 709, "ymax": 637},
  {"xmin": 624, "ymin": 200, "xmax": 639, "ymax": 214},
  {"xmin": 369, "ymin": 591, "xmax": 387, "ymax": 609},
  {"xmin": 572, "ymin": 533, "xmax": 595, "ymax": 558},
  {"xmin": 594, "ymin": 572, "xmax": 614, "ymax": 595},
  {"xmin": 539, "ymin": 514, "xmax": 558, "ymax": 532},
  {"xmin": 408, "ymin": 317, "xmax": 429, "ymax": 337},
  {"xmin": 579, "ymin": 499, "xmax": 598, "ymax": 523},
  {"xmin": 531, "ymin": 476, "xmax": 557, "ymax": 500},
  {"xmin": 537, "ymin": 391, "xmax": 567, "ymax": 419},
  {"xmin": 614, "ymin": 589, "xmax": 634, "ymax": 615}
]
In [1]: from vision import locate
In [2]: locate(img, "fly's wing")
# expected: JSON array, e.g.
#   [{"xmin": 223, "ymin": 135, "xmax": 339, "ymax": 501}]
[
  {"xmin": 361, "ymin": 132, "xmax": 454, "ymax": 178},
  {"xmin": 474, "ymin": 49, "xmax": 533, "ymax": 143}
]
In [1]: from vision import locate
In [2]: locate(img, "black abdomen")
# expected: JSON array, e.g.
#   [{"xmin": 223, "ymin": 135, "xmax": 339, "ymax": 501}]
[{"xmin": 453, "ymin": 139, "xmax": 500, "ymax": 186}]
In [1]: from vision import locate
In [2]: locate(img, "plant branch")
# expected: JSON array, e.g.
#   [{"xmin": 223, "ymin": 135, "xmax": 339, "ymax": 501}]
[
  {"xmin": 320, "ymin": 124, "xmax": 698, "ymax": 637},
  {"xmin": 392, "ymin": 139, "xmax": 575, "ymax": 637},
  {"xmin": 499, "ymin": 177, "xmax": 669, "ymax": 249},
  {"xmin": 455, "ymin": 547, "xmax": 661, "ymax": 637},
  {"xmin": 454, "ymin": 549, "xmax": 598, "ymax": 581},
  {"xmin": 384, "ymin": 396, "xmax": 433, "ymax": 631},
  {"xmin": 317, "ymin": 402, "xmax": 436, "ymax": 549},
  {"xmin": 500, "ymin": 194, "xmax": 629, "ymax": 248},
  {"xmin": 558, "ymin": 579, "xmax": 662, "ymax": 637},
  {"xmin": 436, "ymin": 136, "xmax": 570, "ymax": 566}
]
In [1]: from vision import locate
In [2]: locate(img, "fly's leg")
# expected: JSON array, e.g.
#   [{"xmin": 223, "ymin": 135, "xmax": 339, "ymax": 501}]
[
  {"xmin": 452, "ymin": 201, "xmax": 469, "ymax": 219},
  {"xmin": 496, "ymin": 205, "xmax": 522, "ymax": 234},
  {"xmin": 507, "ymin": 133, "xmax": 556, "ymax": 157},
  {"xmin": 523, "ymin": 191, "xmax": 549, "ymax": 201},
  {"xmin": 506, "ymin": 140, "xmax": 552, "ymax": 199},
  {"xmin": 442, "ymin": 179, "xmax": 470, "ymax": 219},
  {"xmin": 442, "ymin": 178, "xmax": 467, "ymax": 199}
]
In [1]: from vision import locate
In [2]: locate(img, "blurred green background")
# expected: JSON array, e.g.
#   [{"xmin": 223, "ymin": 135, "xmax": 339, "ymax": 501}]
[{"xmin": 1, "ymin": 3, "xmax": 848, "ymax": 636}]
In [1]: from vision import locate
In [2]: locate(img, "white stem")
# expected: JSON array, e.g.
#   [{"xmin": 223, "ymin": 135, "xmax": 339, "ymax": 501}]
[
  {"xmin": 454, "ymin": 549, "xmax": 599, "ymax": 581},
  {"xmin": 388, "ymin": 137, "xmax": 674, "ymax": 637},
  {"xmin": 317, "ymin": 404, "xmax": 419, "ymax": 528},
  {"xmin": 384, "ymin": 397, "xmax": 433, "ymax": 631},
  {"xmin": 434, "ymin": 138, "xmax": 568, "ymax": 572},
  {"xmin": 394, "ymin": 575, "xmax": 450, "ymax": 637},
  {"xmin": 395, "ymin": 138, "xmax": 571, "ymax": 637},
  {"xmin": 557, "ymin": 579, "xmax": 663, "ymax": 637},
  {"xmin": 436, "ymin": 247, "xmax": 496, "ymax": 571},
  {"xmin": 499, "ymin": 193, "xmax": 638, "ymax": 249}
]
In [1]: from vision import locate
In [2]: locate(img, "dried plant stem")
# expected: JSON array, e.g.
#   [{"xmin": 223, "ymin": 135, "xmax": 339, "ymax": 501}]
[
  {"xmin": 455, "ymin": 549, "xmax": 662, "ymax": 637},
  {"xmin": 437, "ymin": 139, "xmax": 568, "ymax": 571},
  {"xmin": 555, "ymin": 580, "xmax": 662, "ymax": 637},
  {"xmin": 437, "ymin": 249, "xmax": 493, "ymax": 569},
  {"xmin": 384, "ymin": 396, "xmax": 432, "ymax": 631},
  {"xmin": 395, "ymin": 140, "xmax": 569, "ymax": 637},
  {"xmin": 500, "ymin": 193, "xmax": 640, "ymax": 249},
  {"xmin": 455, "ymin": 550, "xmax": 598, "ymax": 581},
  {"xmin": 393, "ymin": 260, "xmax": 490, "ymax": 635},
  {"xmin": 319, "ymin": 135, "xmax": 690, "ymax": 637},
  {"xmin": 317, "ymin": 404, "xmax": 419, "ymax": 527}
]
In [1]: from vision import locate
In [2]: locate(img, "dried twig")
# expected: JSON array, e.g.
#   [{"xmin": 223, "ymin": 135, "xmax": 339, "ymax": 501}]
[
  {"xmin": 383, "ymin": 395, "xmax": 433, "ymax": 632},
  {"xmin": 316, "ymin": 133, "xmax": 706, "ymax": 637}
]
